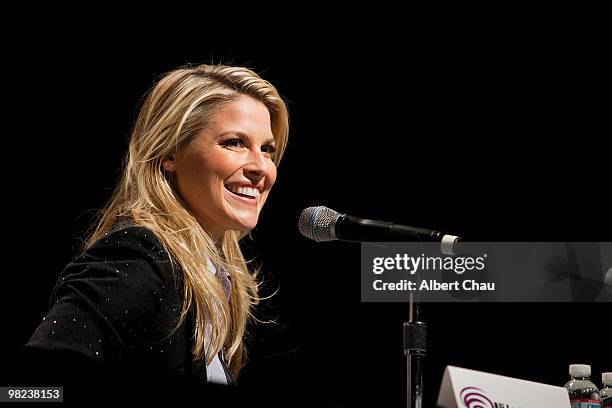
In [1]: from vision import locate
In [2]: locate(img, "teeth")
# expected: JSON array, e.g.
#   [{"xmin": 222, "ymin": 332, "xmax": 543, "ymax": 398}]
[{"xmin": 227, "ymin": 185, "xmax": 259, "ymax": 198}]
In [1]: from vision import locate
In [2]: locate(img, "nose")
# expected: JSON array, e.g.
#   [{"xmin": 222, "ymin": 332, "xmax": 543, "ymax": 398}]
[{"xmin": 243, "ymin": 149, "xmax": 268, "ymax": 184}]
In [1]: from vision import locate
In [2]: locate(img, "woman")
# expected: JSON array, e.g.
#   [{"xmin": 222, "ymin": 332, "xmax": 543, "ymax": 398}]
[{"xmin": 23, "ymin": 64, "xmax": 289, "ymax": 398}]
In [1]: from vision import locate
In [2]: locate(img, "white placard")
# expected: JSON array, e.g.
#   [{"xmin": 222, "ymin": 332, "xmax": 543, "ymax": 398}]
[{"xmin": 437, "ymin": 365, "xmax": 570, "ymax": 407}]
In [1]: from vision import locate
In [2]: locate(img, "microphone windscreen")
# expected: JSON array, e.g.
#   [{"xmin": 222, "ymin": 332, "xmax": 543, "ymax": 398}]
[{"xmin": 298, "ymin": 206, "xmax": 340, "ymax": 242}]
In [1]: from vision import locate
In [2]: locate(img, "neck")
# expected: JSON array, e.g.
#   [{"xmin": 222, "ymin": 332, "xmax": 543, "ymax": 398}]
[{"xmin": 197, "ymin": 218, "xmax": 223, "ymax": 244}]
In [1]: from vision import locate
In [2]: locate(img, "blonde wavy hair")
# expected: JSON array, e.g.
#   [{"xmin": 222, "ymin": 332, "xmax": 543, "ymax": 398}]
[{"xmin": 84, "ymin": 64, "xmax": 289, "ymax": 378}]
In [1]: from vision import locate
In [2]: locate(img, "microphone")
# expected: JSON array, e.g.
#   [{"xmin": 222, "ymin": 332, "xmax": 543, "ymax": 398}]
[{"xmin": 298, "ymin": 206, "xmax": 461, "ymax": 255}]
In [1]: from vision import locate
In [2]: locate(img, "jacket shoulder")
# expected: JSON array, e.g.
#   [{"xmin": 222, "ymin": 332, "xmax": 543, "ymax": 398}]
[
  {"xmin": 26, "ymin": 223, "xmax": 186, "ymax": 362},
  {"xmin": 82, "ymin": 223, "xmax": 170, "ymax": 265}
]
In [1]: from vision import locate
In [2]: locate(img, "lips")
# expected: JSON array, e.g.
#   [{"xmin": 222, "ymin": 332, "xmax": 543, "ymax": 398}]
[
  {"xmin": 225, "ymin": 183, "xmax": 261, "ymax": 197},
  {"xmin": 224, "ymin": 184, "xmax": 258, "ymax": 204}
]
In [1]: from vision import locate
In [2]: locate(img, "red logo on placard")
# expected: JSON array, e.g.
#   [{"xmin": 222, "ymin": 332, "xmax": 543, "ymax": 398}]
[{"xmin": 460, "ymin": 387, "xmax": 495, "ymax": 408}]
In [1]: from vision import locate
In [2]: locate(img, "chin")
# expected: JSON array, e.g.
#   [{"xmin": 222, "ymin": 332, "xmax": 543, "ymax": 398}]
[
  {"xmin": 230, "ymin": 219, "xmax": 258, "ymax": 232},
  {"xmin": 238, "ymin": 223, "xmax": 257, "ymax": 232}
]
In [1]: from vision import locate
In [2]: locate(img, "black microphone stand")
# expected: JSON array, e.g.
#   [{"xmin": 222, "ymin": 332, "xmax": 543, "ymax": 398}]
[{"xmin": 403, "ymin": 292, "xmax": 426, "ymax": 408}]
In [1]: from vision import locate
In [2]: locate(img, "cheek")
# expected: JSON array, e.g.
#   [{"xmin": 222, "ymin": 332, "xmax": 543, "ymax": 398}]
[
  {"xmin": 215, "ymin": 153, "xmax": 241, "ymax": 176},
  {"xmin": 260, "ymin": 166, "xmax": 277, "ymax": 205},
  {"xmin": 175, "ymin": 157, "xmax": 223, "ymax": 202},
  {"xmin": 267, "ymin": 165, "xmax": 278, "ymax": 187}
]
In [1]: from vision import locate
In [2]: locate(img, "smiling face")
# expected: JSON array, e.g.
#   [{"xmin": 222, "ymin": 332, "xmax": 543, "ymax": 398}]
[{"xmin": 164, "ymin": 95, "xmax": 278, "ymax": 241}]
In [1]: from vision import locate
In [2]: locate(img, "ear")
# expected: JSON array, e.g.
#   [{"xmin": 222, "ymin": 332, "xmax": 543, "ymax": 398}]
[{"xmin": 162, "ymin": 155, "xmax": 176, "ymax": 172}]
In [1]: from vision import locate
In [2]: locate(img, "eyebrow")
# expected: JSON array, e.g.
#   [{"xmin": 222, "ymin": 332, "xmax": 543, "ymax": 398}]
[{"xmin": 220, "ymin": 131, "xmax": 275, "ymax": 145}]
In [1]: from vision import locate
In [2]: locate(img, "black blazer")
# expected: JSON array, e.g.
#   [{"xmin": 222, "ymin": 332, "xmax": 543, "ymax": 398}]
[{"xmin": 22, "ymin": 222, "xmax": 237, "ymax": 401}]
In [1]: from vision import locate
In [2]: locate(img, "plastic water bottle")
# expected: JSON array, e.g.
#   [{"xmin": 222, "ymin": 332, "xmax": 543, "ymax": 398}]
[
  {"xmin": 602, "ymin": 372, "xmax": 612, "ymax": 408},
  {"xmin": 564, "ymin": 364, "xmax": 601, "ymax": 408}
]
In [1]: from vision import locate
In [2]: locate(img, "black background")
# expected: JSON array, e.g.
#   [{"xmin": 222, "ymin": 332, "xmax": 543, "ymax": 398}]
[{"xmin": 2, "ymin": 19, "xmax": 610, "ymax": 407}]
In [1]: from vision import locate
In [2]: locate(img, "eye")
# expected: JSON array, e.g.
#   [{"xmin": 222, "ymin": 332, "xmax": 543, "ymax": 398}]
[
  {"xmin": 222, "ymin": 138, "xmax": 245, "ymax": 148},
  {"xmin": 262, "ymin": 144, "xmax": 277, "ymax": 156}
]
